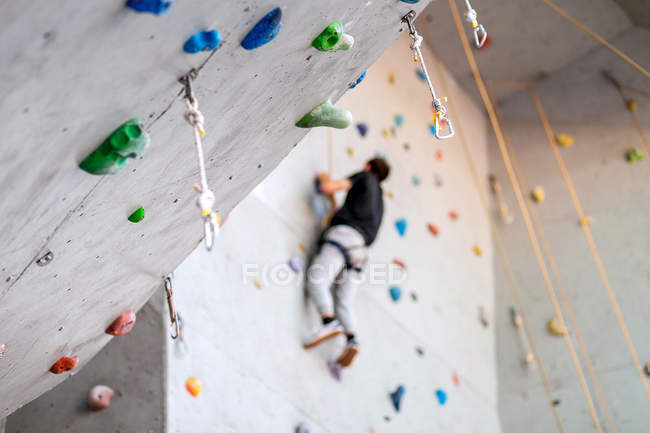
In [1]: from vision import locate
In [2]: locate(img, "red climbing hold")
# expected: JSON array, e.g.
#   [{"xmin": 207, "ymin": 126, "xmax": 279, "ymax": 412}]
[
  {"xmin": 427, "ymin": 223, "xmax": 439, "ymax": 236},
  {"xmin": 452, "ymin": 371, "xmax": 460, "ymax": 386},
  {"xmin": 435, "ymin": 150, "xmax": 443, "ymax": 161},
  {"xmin": 50, "ymin": 356, "xmax": 78, "ymax": 374},
  {"xmin": 88, "ymin": 385, "xmax": 114, "ymax": 410},
  {"xmin": 479, "ymin": 34, "xmax": 491, "ymax": 50},
  {"xmin": 449, "ymin": 210, "xmax": 458, "ymax": 220},
  {"xmin": 105, "ymin": 310, "xmax": 136, "ymax": 336}
]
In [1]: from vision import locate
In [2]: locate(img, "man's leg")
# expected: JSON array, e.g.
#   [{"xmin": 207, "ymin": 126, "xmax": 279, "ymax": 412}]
[
  {"xmin": 333, "ymin": 268, "xmax": 361, "ymax": 367},
  {"xmin": 303, "ymin": 243, "xmax": 346, "ymax": 348}
]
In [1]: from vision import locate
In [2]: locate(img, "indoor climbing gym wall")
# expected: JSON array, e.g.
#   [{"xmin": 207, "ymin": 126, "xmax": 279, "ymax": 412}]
[{"xmin": 165, "ymin": 32, "xmax": 500, "ymax": 433}]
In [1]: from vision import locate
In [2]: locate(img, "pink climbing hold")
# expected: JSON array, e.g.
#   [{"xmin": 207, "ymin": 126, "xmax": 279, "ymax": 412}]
[
  {"xmin": 88, "ymin": 385, "xmax": 114, "ymax": 411},
  {"xmin": 105, "ymin": 310, "xmax": 136, "ymax": 336},
  {"xmin": 449, "ymin": 210, "xmax": 459, "ymax": 220},
  {"xmin": 452, "ymin": 371, "xmax": 460, "ymax": 386},
  {"xmin": 50, "ymin": 356, "xmax": 78, "ymax": 374}
]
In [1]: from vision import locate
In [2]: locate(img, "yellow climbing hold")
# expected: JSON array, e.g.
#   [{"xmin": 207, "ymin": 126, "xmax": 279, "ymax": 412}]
[
  {"xmin": 547, "ymin": 318, "xmax": 567, "ymax": 337},
  {"xmin": 254, "ymin": 279, "xmax": 262, "ymax": 289},
  {"xmin": 185, "ymin": 377, "xmax": 202, "ymax": 397},
  {"xmin": 388, "ymin": 73, "xmax": 395, "ymax": 84},
  {"xmin": 386, "ymin": 191, "xmax": 394, "ymax": 199},
  {"xmin": 626, "ymin": 99, "xmax": 637, "ymax": 112},
  {"xmin": 554, "ymin": 133, "xmax": 574, "ymax": 148},
  {"xmin": 298, "ymin": 242, "xmax": 306, "ymax": 253},
  {"xmin": 346, "ymin": 146, "xmax": 355, "ymax": 157},
  {"xmin": 381, "ymin": 129, "xmax": 389, "ymax": 138},
  {"xmin": 525, "ymin": 352, "xmax": 534, "ymax": 364},
  {"xmin": 578, "ymin": 216, "xmax": 592, "ymax": 227},
  {"xmin": 531, "ymin": 186, "xmax": 545, "ymax": 203},
  {"xmin": 472, "ymin": 245, "xmax": 483, "ymax": 256}
]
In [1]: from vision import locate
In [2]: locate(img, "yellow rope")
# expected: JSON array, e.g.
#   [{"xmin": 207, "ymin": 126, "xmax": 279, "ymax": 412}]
[
  {"xmin": 448, "ymin": 1, "xmax": 604, "ymax": 431},
  {"xmin": 543, "ymin": 0, "xmax": 650, "ymax": 79},
  {"xmin": 488, "ymin": 82, "xmax": 618, "ymax": 433},
  {"xmin": 420, "ymin": 29, "xmax": 566, "ymax": 433},
  {"xmin": 527, "ymin": 86, "xmax": 650, "ymax": 400}
]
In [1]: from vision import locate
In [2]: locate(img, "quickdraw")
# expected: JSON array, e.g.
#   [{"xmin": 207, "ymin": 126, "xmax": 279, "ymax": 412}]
[
  {"xmin": 464, "ymin": 0, "xmax": 487, "ymax": 49},
  {"xmin": 402, "ymin": 11, "xmax": 454, "ymax": 140}
]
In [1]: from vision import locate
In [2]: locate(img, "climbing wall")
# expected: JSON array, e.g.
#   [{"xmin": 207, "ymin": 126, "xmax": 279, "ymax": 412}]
[
  {"xmin": 0, "ymin": 0, "xmax": 432, "ymax": 416},
  {"xmin": 166, "ymin": 33, "xmax": 501, "ymax": 433}
]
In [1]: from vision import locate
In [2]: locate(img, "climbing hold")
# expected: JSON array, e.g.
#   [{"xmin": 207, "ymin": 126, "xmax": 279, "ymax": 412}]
[
  {"xmin": 125, "ymin": 0, "xmax": 172, "ymax": 15},
  {"xmin": 375, "ymin": 151, "xmax": 388, "ymax": 160},
  {"xmin": 105, "ymin": 310, "xmax": 136, "ymax": 336},
  {"xmin": 525, "ymin": 353, "xmax": 534, "ymax": 364},
  {"xmin": 183, "ymin": 30, "xmax": 221, "ymax": 54},
  {"xmin": 327, "ymin": 360, "xmax": 343, "ymax": 382},
  {"xmin": 0, "ymin": 344, "xmax": 5, "ymax": 357},
  {"xmin": 388, "ymin": 73, "xmax": 395, "ymax": 84},
  {"xmin": 392, "ymin": 258, "xmax": 407, "ymax": 269},
  {"xmin": 311, "ymin": 194, "xmax": 330, "ymax": 220},
  {"xmin": 416, "ymin": 69, "xmax": 426, "ymax": 81},
  {"xmin": 552, "ymin": 399, "xmax": 561, "ymax": 406},
  {"xmin": 298, "ymin": 242, "xmax": 306, "ymax": 253},
  {"xmin": 427, "ymin": 223, "xmax": 439, "ymax": 236},
  {"xmin": 288, "ymin": 257, "xmax": 303, "ymax": 273},
  {"xmin": 415, "ymin": 346, "xmax": 425, "ymax": 356},
  {"xmin": 390, "ymin": 127, "xmax": 397, "ymax": 137},
  {"xmin": 403, "ymin": 142, "xmax": 410, "ymax": 151},
  {"xmin": 400, "ymin": 0, "xmax": 420, "ymax": 3},
  {"xmin": 346, "ymin": 146, "xmax": 355, "ymax": 157},
  {"xmin": 36, "ymin": 250, "xmax": 54, "ymax": 266},
  {"xmin": 241, "ymin": 7, "xmax": 282, "ymax": 50},
  {"xmin": 349, "ymin": 71, "xmax": 366, "ymax": 89},
  {"xmin": 381, "ymin": 129, "xmax": 389, "ymax": 138},
  {"xmin": 547, "ymin": 318, "xmax": 567, "ymax": 337},
  {"xmin": 312, "ymin": 22, "xmax": 354, "ymax": 52},
  {"xmin": 434, "ymin": 173, "xmax": 443, "ymax": 187},
  {"xmin": 88, "ymin": 385, "xmax": 114, "ymax": 411},
  {"xmin": 128, "ymin": 206, "xmax": 145, "ymax": 223},
  {"xmin": 295, "ymin": 422, "xmax": 310, "ymax": 433},
  {"xmin": 410, "ymin": 291, "xmax": 418, "ymax": 302},
  {"xmin": 626, "ymin": 148, "xmax": 644, "ymax": 163},
  {"xmin": 449, "ymin": 210, "xmax": 459, "ymax": 220},
  {"xmin": 395, "ymin": 114, "xmax": 404, "ymax": 127},
  {"xmin": 50, "ymin": 356, "xmax": 78, "ymax": 374},
  {"xmin": 411, "ymin": 175, "xmax": 421, "ymax": 186},
  {"xmin": 435, "ymin": 389, "xmax": 447, "ymax": 405},
  {"xmin": 478, "ymin": 306, "xmax": 488, "ymax": 328},
  {"xmin": 478, "ymin": 34, "xmax": 492, "ymax": 50},
  {"xmin": 626, "ymin": 99, "xmax": 638, "ymax": 112},
  {"xmin": 389, "ymin": 385, "xmax": 405, "ymax": 411},
  {"xmin": 435, "ymin": 149, "xmax": 443, "ymax": 161},
  {"xmin": 554, "ymin": 133, "xmax": 574, "ymax": 148},
  {"xmin": 644, "ymin": 362, "xmax": 650, "ymax": 376},
  {"xmin": 578, "ymin": 216, "xmax": 592, "ymax": 227},
  {"xmin": 386, "ymin": 191, "xmax": 394, "ymax": 199},
  {"xmin": 395, "ymin": 219, "xmax": 407, "ymax": 236},
  {"xmin": 185, "ymin": 376, "xmax": 202, "ymax": 397},
  {"xmin": 296, "ymin": 100, "xmax": 352, "ymax": 129},
  {"xmin": 80, "ymin": 118, "xmax": 149, "ymax": 175},
  {"xmin": 531, "ymin": 186, "xmax": 545, "ymax": 203},
  {"xmin": 510, "ymin": 305, "xmax": 523, "ymax": 328},
  {"xmin": 356, "ymin": 123, "xmax": 368, "ymax": 137},
  {"xmin": 389, "ymin": 286, "xmax": 402, "ymax": 302},
  {"xmin": 429, "ymin": 124, "xmax": 436, "ymax": 136},
  {"xmin": 254, "ymin": 279, "xmax": 263, "ymax": 289},
  {"xmin": 472, "ymin": 245, "xmax": 482, "ymax": 256},
  {"xmin": 452, "ymin": 372, "xmax": 460, "ymax": 386}
]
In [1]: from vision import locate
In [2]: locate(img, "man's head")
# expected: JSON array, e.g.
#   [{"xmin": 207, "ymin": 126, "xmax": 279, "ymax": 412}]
[{"xmin": 364, "ymin": 158, "xmax": 390, "ymax": 183}]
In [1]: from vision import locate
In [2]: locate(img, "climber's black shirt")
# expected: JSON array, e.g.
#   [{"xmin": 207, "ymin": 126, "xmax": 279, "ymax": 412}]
[{"xmin": 330, "ymin": 171, "xmax": 384, "ymax": 245}]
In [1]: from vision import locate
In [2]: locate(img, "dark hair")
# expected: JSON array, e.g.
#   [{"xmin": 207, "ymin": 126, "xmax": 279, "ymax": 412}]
[{"xmin": 366, "ymin": 158, "xmax": 390, "ymax": 182}]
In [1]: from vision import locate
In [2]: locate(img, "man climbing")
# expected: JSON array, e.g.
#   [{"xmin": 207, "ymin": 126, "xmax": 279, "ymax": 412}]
[{"xmin": 303, "ymin": 157, "xmax": 390, "ymax": 371}]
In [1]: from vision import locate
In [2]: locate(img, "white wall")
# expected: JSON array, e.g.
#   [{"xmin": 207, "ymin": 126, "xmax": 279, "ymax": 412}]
[{"xmin": 166, "ymin": 34, "xmax": 501, "ymax": 433}]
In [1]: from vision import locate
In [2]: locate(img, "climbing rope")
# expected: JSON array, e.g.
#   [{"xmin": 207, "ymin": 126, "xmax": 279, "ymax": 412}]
[
  {"xmin": 447, "ymin": 0, "xmax": 606, "ymax": 431},
  {"xmin": 419, "ymin": 24, "xmax": 566, "ymax": 433},
  {"xmin": 543, "ymin": 0, "xmax": 650, "ymax": 79},
  {"xmin": 181, "ymin": 70, "xmax": 220, "ymax": 251},
  {"xmin": 401, "ymin": 10, "xmax": 454, "ymax": 140},
  {"xmin": 487, "ymin": 81, "xmax": 619, "ymax": 433},
  {"xmin": 463, "ymin": 0, "xmax": 488, "ymax": 48}
]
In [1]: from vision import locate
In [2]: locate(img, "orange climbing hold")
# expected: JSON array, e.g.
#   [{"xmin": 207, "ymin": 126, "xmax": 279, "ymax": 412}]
[
  {"xmin": 472, "ymin": 245, "xmax": 483, "ymax": 256},
  {"xmin": 50, "ymin": 356, "xmax": 78, "ymax": 374},
  {"xmin": 88, "ymin": 385, "xmax": 114, "ymax": 411},
  {"xmin": 185, "ymin": 376, "xmax": 202, "ymax": 397},
  {"xmin": 427, "ymin": 223, "xmax": 439, "ymax": 236},
  {"xmin": 254, "ymin": 279, "xmax": 263, "ymax": 289},
  {"xmin": 449, "ymin": 210, "xmax": 459, "ymax": 220},
  {"xmin": 105, "ymin": 310, "xmax": 136, "ymax": 336},
  {"xmin": 435, "ymin": 149, "xmax": 443, "ymax": 161},
  {"xmin": 392, "ymin": 258, "xmax": 407, "ymax": 269},
  {"xmin": 298, "ymin": 242, "xmax": 306, "ymax": 253}
]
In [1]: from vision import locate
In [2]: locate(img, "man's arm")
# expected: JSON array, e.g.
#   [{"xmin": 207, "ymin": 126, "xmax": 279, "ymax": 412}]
[{"xmin": 316, "ymin": 172, "xmax": 352, "ymax": 195}]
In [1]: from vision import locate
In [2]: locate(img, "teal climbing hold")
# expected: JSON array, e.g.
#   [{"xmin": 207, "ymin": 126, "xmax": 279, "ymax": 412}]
[
  {"xmin": 390, "ymin": 385, "xmax": 405, "ymax": 411},
  {"xmin": 429, "ymin": 124, "xmax": 437, "ymax": 136},
  {"xmin": 416, "ymin": 69, "xmax": 426, "ymax": 81},
  {"xmin": 349, "ymin": 71, "xmax": 366, "ymax": 89},
  {"xmin": 395, "ymin": 218, "xmax": 407, "ymax": 236},
  {"xmin": 389, "ymin": 286, "xmax": 402, "ymax": 302},
  {"xmin": 395, "ymin": 114, "xmax": 404, "ymax": 127},
  {"xmin": 412, "ymin": 175, "xmax": 421, "ymax": 186},
  {"xmin": 435, "ymin": 389, "xmax": 447, "ymax": 405},
  {"xmin": 401, "ymin": 0, "xmax": 420, "ymax": 3},
  {"xmin": 126, "ymin": 0, "xmax": 172, "ymax": 15},
  {"xmin": 312, "ymin": 22, "xmax": 354, "ymax": 52},
  {"xmin": 128, "ymin": 206, "xmax": 145, "ymax": 223},
  {"xmin": 296, "ymin": 100, "xmax": 352, "ymax": 129},
  {"xmin": 184, "ymin": 30, "xmax": 221, "ymax": 53},
  {"xmin": 79, "ymin": 118, "xmax": 149, "ymax": 175},
  {"xmin": 241, "ymin": 7, "xmax": 282, "ymax": 50}
]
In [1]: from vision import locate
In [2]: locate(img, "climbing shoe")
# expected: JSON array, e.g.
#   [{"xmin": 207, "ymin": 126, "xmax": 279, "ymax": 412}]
[
  {"xmin": 302, "ymin": 320, "xmax": 343, "ymax": 348},
  {"xmin": 336, "ymin": 340, "xmax": 359, "ymax": 367}
]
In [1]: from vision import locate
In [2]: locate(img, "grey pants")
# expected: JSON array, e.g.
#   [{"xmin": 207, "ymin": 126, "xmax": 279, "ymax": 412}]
[{"xmin": 306, "ymin": 225, "xmax": 368, "ymax": 335}]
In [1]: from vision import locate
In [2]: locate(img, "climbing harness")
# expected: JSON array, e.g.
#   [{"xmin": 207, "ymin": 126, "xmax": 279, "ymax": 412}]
[
  {"xmin": 180, "ymin": 70, "xmax": 220, "ymax": 251},
  {"xmin": 401, "ymin": 11, "xmax": 454, "ymax": 140},
  {"xmin": 164, "ymin": 276, "xmax": 180, "ymax": 339},
  {"xmin": 463, "ymin": 0, "xmax": 487, "ymax": 49}
]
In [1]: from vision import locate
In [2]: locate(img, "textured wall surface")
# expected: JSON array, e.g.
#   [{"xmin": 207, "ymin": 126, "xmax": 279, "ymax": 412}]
[
  {"xmin": 0, "ymin": 0, "xmax": 432, "ymax": 417},
  {"xmin": 166, "ymin": 33, "xmax": 500, "ymax": 433}
]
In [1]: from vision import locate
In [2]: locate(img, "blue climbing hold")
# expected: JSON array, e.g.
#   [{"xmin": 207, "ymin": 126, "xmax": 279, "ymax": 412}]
[
  {"xmin": 375, "ymin": 151, "xmax": 387, "ymax": 160},
  {"xmin": 356, "ymin": 123, "xmax": 368, "ymax": 137},
  {"xmin": 416, "ymin": 69, "xmax": 426, "ymax": 81},
  {"xmin": 395, "ymin": 114, "xmax": 404, "ymax": 127},
  {"xmin": 401, "ymin": 0, "xmax": 420, "ymax": 3},
  {"xmin": 412, "ymin": 175, "xmax": 421, "ymax": 186},
  {"xmin": 389, "ymin": 286, "xmax": 402, "ymax": 302},
  {"xmin": 241, "ymin": 7, "xmax": 282, "ymax": 50},
  {"xmin": 183, "ymin": 30, "xmax": 221, "ymax": 54},
  {"xmin": 125, "ymin": 0, "xmax": 172, "ymax": 15},
  {"xmin": 429, "ymin": 124, "xmax": 437, "ymax": 136},
  {"xmin": 390, "ymin": 385, "xmax": 406, "ymax": 411},
  {"xmin": 395, "ymin": 218, "xmax": 407, "ymax": 237},
  {"xmin": 349, "ymin": 71, "xmax": 367, "ymax": 89},
  {"xmin": 435, "ymin": 389, "xmax": 447, "ymax": 405}
]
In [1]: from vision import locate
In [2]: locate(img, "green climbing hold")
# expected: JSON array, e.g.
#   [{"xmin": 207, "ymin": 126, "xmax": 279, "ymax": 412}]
[
  {"xmin": 312, "ymin": 22, "xmax": 354, "ymax": 52},
  {"xmin": 128, "ymin": 206, "xmax": 145, "ymax": 223},
  {"xmin": 80, "ymin": 119, "xmax": 149, "ymax": 175},
  {"xmin": 626, "ymin": 148, "xmax": 644, "ymax": 163},
  {"xmin": 296, "ymin": 100, "xmax": 352, "ymax": 129}
]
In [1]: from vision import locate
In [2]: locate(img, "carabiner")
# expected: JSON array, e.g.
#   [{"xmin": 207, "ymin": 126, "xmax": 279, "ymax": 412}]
[
  {"xmin": 434, "ymin": 115, "xmax": 455, "ymax": 140},
  {"xmin": 164, "ymin": 276, "xmax": 180, "ymax": 340},
  {"xmin": 473, "ymin": 24, "xmax": 487, "ymax": 49},
  {"xmin": 203, "ymin": 213, "xmax": 218, "ymax": 251}
]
